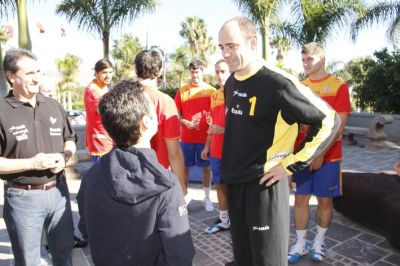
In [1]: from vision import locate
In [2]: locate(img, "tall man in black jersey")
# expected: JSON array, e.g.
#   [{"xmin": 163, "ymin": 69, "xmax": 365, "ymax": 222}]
[{"xmin": 218, "ymin": 17, "xmax": 340, "ymax": 266}]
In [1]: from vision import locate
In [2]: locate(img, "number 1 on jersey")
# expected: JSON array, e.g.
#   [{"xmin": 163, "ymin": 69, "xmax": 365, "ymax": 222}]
[{"xmin": 249, "ymin": 96, "xmax": 257, "ymax": 116}]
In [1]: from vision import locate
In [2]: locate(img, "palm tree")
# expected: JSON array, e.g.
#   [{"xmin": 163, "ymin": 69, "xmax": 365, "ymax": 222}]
[
  {"xmin": 168, "ymin": 45, "xmax": 191, "ymax": 88},
  {"xmin": 111, "ymin": 33, "xmax": 143, "ymax": 81},
  {"xmin": 0, "ymin": 25, "xmax": 12, "ymax": 96},
  {"xmin": 56, "ymin": 0, "xmax": 157, "ymax": 59},
  {"xmin": 351, "ymin": 0, "xmax": 400, "ymax": 45},
  {"xmin": 270, "ymin": 35, "xmax": 291, "ymax": 66},
  {"xmin": 179, "ymin": 16, "xmax": 216, "ymax": 65},
  {"xmin": 283, "ymin": 0, "xmax": 365, "ymax": 47},
  {"xmin": 0, "ymin": 0, "xmax": 32, "ymax": 50},
  {"xmin": 16, "ymin": 0, "xmax": 32, "ymax": 50},
  {"xmin": 232, "ymin": 0, "xmax": 286, "ymax": 61},
  {"xmin": 55, "ymin": 53, "xmax": 81, "ymax": 110}
]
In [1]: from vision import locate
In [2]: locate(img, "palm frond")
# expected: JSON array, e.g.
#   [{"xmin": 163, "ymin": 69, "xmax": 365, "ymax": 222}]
[
  {"xmin": 0, "ymin": 0, "xmax": 15, "ymax": 18},
  {"xmin": 351, "ymin": 0, "xmax": 400, "ymax": 42}
]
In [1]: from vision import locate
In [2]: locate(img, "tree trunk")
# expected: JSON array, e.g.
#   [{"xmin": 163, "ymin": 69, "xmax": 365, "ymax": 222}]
[
  {"xmin": 68, "ymin": 91, "xmax": 72, "ymax": 110},
  {"xmin": 102, "ymin": 31, "xmax": 109, "ymax": 59},
  {"xmin": 16, "ymin": 0, "xmax": 32, "ymax": 50},
  {"xmin": 0, "ymin": 44, "xmax": 9, "ymax": 96},
  {"xmin": 62, "ymin": 91, "xmax": 67, "ymax": 110},
  {"xmin": 260, "ymin": 25, "xmax": 270, "ymax": 62}
]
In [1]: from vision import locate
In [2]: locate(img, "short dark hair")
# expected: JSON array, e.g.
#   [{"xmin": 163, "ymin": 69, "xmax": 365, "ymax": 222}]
[
  {"xmin": 3, "ymin": 48, "xmax": 37, "ymax": 86},
  {"xmin": 94, "ymin": 58, "xmax": 113, "ymax": 73},
  {"xmin": 134, "ymin": 50, "xmax": 162, "ymax": 80},
  {"xmin": 98, "ymin": 80, "xmax": 151, "ymax": 147},
  {"xmin": 189, "ymin": 59, "xmax": 204, "ymax": 70}
]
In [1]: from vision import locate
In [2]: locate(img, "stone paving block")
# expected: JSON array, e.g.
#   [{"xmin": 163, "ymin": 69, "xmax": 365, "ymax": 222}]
[
  {"xmin": 373, "ymin": 261, "xmax": 397, "ymax": 266},
  {"xmin": 384, "ymin": 253, "xmax": 400, "ymax": 265},
  {"xmin": 357, "ymin": 232, "xmax": 385, "ymax": 245},
  {"xmin": 193, "ymin": 249, "xmax": 217, "ymax": 266},
  {"xmin": 333, "ymin": 238, "xmax": 389, "ymax": 265},
  {"xmin": 377, "ymin": 239, "xmax": 400, "ymax": 254},
  {"xmin": 326, "ymin": 222, "xmax": 362, "ymax": 242}
]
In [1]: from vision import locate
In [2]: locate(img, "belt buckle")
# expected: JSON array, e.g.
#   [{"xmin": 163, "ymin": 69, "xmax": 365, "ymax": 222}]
[{"xmin": 27, "ymin": 184, "xmax": 32, "ymax": 190}]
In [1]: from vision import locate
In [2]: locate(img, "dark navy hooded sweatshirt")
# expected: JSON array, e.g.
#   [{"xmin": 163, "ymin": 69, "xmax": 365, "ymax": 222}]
[{"xmin": 77, "ymin": 147, "xmax": 195, "ymax": 266}]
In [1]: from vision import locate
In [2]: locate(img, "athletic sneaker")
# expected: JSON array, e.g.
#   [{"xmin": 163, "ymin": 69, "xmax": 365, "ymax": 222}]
[
  {"xmin": 205, "ymin": 220, "xmax": 230, "ymax": 233},
  {"xmin": 310, "ymin": 240, "xmax": 326, "ymax": 262},
  {"xmin": 204, "ymin": 197, "xmax": 214, "ymax": 212},
  {"xmin": 288, "ymin": 242, "xmax": 308, "ymax": 264}
]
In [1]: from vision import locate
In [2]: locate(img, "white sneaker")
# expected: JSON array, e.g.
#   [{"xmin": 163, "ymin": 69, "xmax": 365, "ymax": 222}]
[
  {"xmin": 310, "ymin": 240, "xmax": 326, "ymax": 262},
  {"xmin": 204, "ymin": 197, "xmax": 214, "ymax": 212},
  {"xmin": 288, "ymin": 242, "xmax": 308, "ymax": 264}
]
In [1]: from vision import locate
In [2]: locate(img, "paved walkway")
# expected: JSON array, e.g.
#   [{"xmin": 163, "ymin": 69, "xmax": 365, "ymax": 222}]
[{"xmin": 0, "ymin": 144, "xmax": 399, "ymax": 265}]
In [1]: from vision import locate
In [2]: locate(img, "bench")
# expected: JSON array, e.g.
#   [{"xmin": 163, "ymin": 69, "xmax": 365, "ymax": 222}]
[
  {"xmin": 367, "ymin": 115, "xmax": 394, "ymax": 149},
  {"xmin": 342, "ymin": 126, "xmax": 369, "ymax": 146},
  {"xmin": 343, "ymin": 115, "xmax": 394, "ymax": 148}
]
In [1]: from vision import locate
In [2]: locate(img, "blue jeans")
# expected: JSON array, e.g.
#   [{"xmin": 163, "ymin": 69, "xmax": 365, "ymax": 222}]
[{"xmin": 3, "ymin": 179, "xmax": 74, "ymax": 266}]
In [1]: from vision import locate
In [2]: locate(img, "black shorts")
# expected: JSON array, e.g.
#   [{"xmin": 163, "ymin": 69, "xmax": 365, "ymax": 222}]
[{"xmin": 227, "ymin": 177, "xmax": 290, "ymax": 266}]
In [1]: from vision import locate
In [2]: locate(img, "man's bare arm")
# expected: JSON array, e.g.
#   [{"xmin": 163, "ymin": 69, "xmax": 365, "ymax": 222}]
[{"xmin": 165, "ymin": 139, "xmax": 187, "ymax": 195}]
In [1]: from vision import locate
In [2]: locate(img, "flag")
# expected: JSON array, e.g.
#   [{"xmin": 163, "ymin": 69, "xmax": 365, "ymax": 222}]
[
  {"xmin": 61, "ymin": 24, "xmax": 66, "ymax": 37},
  {"xmin": 36, "ymin": 22, "xmax": 45, "ymax": 33}
]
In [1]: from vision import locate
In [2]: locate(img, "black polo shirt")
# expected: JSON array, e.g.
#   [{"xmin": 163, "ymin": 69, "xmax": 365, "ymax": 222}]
[{"xmin": 0, "ymin": 90, "xmax": 77, "ymax": 185}]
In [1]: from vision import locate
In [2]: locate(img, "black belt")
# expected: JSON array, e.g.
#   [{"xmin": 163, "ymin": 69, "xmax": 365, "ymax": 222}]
[{"xmin": 6, "ymin": 180, "xmax": 57, "ymax": 190}]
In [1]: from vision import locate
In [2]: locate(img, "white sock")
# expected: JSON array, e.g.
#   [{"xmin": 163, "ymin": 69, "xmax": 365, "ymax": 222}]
[
  {"xmin": 295, "ymin": 229, "xmax": 307, "ymax": 246},
  {"xmin": 315, "ymin": 225, "xmax": 328, "ymax": 243},
  {"xmin": 219, "ymin": 210, "xmax": 229, "ymax": 224},
  {"xmin": 204, "ymin": 187, "xmax": 211, "ymax": 199}
]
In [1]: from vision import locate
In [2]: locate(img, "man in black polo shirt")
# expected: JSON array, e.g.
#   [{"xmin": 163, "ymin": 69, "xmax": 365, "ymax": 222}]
[{"xmin": 0, "ymin": 48, "xmax": 76, "ymax": 265}]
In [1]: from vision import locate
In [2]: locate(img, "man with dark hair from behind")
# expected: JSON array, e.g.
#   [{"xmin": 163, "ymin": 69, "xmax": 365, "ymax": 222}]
[
  {"xmin": 77, "ymin": 80, "xmax": 195, "ymax": 266},
  {"xmin": 134, "ymin": 49, "xmax": 188, "ymax": 197}
]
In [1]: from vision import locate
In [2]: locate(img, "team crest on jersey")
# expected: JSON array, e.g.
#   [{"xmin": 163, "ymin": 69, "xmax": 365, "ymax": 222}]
[
  {"xmin": 322, "ymin": 86, "xmax": 330, "ymax": 93},
  {"xmin": 231, "ymin": 104, "xmax": 243, "ymax": 116}
]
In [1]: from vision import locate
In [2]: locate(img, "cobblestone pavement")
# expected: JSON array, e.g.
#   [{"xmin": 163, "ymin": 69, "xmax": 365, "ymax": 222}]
[{"xmin": 0, "ymin": 144, "xmax": 399, "ymax": 265}]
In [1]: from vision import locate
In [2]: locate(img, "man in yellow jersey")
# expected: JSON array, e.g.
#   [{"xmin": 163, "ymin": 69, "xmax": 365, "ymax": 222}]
[
  {"xmin": 201, "ymin": 59, "xmax": 231, "ymax": 233},
  {"xmin": 218, "ymin": 17, "xmax": 340, "ymax": 266},
  {"xmin": 288, "ymin": 42, "xmax": 350, "ymax": 264}
]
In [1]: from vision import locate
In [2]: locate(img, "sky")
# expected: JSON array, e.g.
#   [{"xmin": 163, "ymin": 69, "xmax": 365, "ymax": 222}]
[{"xmin": 0, "ymin": 0, "xmax": 393, "ymax": 85}]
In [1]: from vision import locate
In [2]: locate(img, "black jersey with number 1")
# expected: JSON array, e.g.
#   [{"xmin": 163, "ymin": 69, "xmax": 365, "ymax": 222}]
[{"xmin": 221, "ymin": 63, "xmax": 340, "ymax": 184}]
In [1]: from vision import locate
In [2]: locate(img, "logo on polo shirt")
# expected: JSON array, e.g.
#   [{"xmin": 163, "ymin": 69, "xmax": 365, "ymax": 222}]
[
  {"xmin": 50, "ymin": 116, "xmax": 57, "ymax": 124},
  {"xmin": 50, "ymin": 127, "xmax": 62, "ymax": 136},
  {"xmin": 9, "ymin": 124, "xmax": 28, "ymax": 141}
]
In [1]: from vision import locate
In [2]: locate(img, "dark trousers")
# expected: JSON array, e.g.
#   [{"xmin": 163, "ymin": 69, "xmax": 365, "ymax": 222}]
[{"xmin": 227, "ymin": 177, "xmax": 289, "ymax": 266}]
